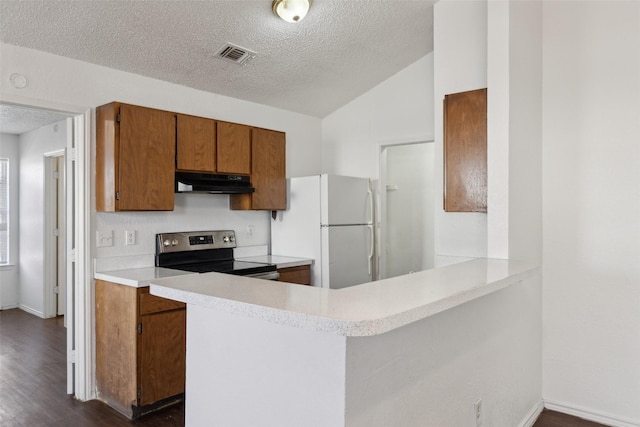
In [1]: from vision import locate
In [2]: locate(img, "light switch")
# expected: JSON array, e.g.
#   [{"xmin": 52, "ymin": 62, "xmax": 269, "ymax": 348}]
[{"xmin": 96, "ymin": 230, "xmax": 113, "ymax": 247}]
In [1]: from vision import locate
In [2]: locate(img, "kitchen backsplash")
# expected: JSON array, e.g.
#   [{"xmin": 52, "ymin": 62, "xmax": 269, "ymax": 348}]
[{"xmin": 94, "ymin": 193, "xmax": 270, "ymax": 271}]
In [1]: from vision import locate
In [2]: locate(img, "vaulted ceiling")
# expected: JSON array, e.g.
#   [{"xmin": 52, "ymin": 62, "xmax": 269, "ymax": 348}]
[{"xmin": 1, "ymin": 0, "xmax": 435, "ymax": 132}]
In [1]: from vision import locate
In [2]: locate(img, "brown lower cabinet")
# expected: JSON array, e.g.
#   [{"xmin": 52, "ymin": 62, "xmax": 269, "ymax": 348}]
[
  {"xmin": 95, "ymin": 280, "xmax": 186, "ymax": 419},
  {"xmin": 278, "ymin": 265, "xmax": 311, "ymax": 285}
]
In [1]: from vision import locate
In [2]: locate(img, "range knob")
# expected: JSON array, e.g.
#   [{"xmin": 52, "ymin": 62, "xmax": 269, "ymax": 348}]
[
  {"xmin": 229, "ymin": 235, "xmax": 235, "ymax": 242},
  {"xmin": 163, "ymin": 239, "xmax": 171, "ymax": 247},
  {"xmin": 223, "ymin": 236, "xmax": 230, "ymax": 243},
  {"xmin": 171, "ymin": 239, "xmax": 179, "ymax": 246}
]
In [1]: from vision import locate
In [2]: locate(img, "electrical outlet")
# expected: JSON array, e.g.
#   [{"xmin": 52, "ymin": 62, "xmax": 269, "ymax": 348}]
[
  {"xmin": 96, "ymin": 230, "xmax": 113, "ymax": 247},
  {"xmin": 474, "ymin": 399, "xmax": 482, "ymax": 427},
  {"xmin": 125, "ymin": 230, "xmax": 136, "ymax": 246},
  {"xmin": 246, "ymin": 225, "xmax": 255, "ymax": 239}
]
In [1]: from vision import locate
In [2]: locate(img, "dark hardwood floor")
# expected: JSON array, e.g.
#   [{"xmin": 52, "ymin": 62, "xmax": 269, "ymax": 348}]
[
  {"xmin": 533, "ymin": 409, "xmax": 608, "ymax": 427},
  {"xmin": 1, "ymin": 308, "xmax": 608, "ymax": 427},
  {"xmin": 0, "ymin": 308, "xmax": 184, "ymax": 427}
]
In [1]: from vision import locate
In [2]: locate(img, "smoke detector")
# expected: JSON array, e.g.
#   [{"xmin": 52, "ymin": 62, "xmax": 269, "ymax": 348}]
[{"xmin": 215, "ymin": 43, "xmax": 257, "ymax": 66}]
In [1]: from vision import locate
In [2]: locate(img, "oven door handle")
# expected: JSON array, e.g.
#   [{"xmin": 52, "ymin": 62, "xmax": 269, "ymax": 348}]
[{"xmin": 245, "ymin": 271, "xmax": 280, "ymax": 281}]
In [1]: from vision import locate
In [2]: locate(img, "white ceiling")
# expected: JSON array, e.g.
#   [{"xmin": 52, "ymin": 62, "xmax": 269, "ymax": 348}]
[
  {"xmin": 0, "ymin": 104, "xmax": 70, "ymax": 135},
  {"xmin": 0, "ymin": 0, "xmax": 436, "ymax": 121}
]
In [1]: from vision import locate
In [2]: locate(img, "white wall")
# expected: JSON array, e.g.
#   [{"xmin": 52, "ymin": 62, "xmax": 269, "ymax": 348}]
[
  {"xmin": 346, "ymin": 275, "xmax": 541, "ymax": 427},
  {"xmin": 505, "ymin": 1, "xmax": 543, "ymax": 266},
  {"xmin": 433, "ymin": 0, "xmax": 488, "ymax": 265},
  {"xmin": 17, "ymin": 121, "xmax": 66, "ymax": 316},
  {"xmin": 322, "ymin": 53, "xmax": 434, "ymax": 179},
  {"xmin": 542, "ymin": 2, "xmax": 640, "ymax": 424},
  {"xmin": 0, "ymin": 133, "xmax": 20, "ymax": 309},
  {"xmin": 0, "ymin": 43, "xmax": 323, "ymax": 272}
]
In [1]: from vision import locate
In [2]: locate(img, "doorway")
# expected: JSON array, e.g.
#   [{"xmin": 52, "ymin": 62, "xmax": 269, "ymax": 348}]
[
  {"xmin": 379, "ymin": 142, "xmax": 435, "ymax": 280},
  {"xmin": 0, "ymin": 100, "xmax": 91, "ymax": 400}
]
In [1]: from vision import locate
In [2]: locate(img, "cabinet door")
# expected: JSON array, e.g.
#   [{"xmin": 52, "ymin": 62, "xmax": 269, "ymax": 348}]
[
  {"xmin": 252, "ymin": 128, "xmax": 286, "ymax": 210},
  {"xmin": 231, "ymin": 128, "xmax": 286, "ymax": 210},
  {"xmin": 176, "ymin": 114, "xmax": 216, "ymax": 173},
  {"xmin": 443, "ymin": 88, "xmax": 487, "ymax": 212},
  {"xmin": 138, "ymin": 309, "xmax": 186, "ymax": 406},
  {"xmin": 217, "ymin": 121, "xmax": 251, "ymax": 174},
  {"xmin": 95, "ymin": 280, "xmax": 138, "ymax": 417},
  {"xmin": 118, "ymin": 104, "xmax": 176, "ymax": 211}
]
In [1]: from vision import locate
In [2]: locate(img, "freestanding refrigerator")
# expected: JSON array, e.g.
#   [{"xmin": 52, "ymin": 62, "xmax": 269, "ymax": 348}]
[{"xmin": 271, "ymin": 174, "xmax": 374, "ymax": 289}]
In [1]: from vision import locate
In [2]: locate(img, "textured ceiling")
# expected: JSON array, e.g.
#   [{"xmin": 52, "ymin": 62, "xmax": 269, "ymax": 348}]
[
  {"xmin": 0, "ymin": 104, "xmax": 70, "ymax": 135},
  {"xmin": 0, "ymin": 0, "xmax": 435, "ymax": 119}
]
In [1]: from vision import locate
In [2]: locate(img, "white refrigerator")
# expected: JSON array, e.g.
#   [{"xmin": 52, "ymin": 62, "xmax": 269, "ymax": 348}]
[{"xmin": 271, "ymin": 174, "xmax": 374, "ymax": 289}]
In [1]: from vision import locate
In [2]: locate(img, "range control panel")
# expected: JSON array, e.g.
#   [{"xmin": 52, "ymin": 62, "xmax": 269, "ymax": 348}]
[{"xmin": 156, "ymin": 230, "xmax": 236, "ymax": 253}]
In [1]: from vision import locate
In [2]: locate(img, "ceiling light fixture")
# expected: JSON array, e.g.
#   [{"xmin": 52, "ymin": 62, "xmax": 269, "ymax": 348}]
[{"xmin": 272, "ymin": 0, "xmax": 311, "ymax": 23}]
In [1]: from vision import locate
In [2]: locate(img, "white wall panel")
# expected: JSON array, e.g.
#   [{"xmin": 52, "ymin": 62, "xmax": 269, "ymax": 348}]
[
  {"xmin": 542, "ymin": 1, "xmax": 640, "ymax": 422},
  {"xmin": 433, "ymin": 0, "xmax": 488, "ymax": 260}
]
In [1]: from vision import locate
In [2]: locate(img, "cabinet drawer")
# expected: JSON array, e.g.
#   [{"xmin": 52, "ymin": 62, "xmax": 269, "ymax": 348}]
[
  {"xmin": 139, "ymin": 291, "xmax": 186, "ymax": 315},
  {"xmin": 278, "ymin": 265, "xmax": 311, "ymax": 286}
]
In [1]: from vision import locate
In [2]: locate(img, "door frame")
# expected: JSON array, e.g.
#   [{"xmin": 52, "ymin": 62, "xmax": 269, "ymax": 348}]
[
  {"xmin": 1, "ymin": 94, "xmax": 93, "ymax": 400},
  {"xmin": 43, "ymin": 148, "xmax": 65, "ymax": 319}
]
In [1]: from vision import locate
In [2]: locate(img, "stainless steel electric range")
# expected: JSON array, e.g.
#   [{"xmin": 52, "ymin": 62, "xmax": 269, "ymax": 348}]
[{"xmin": 155, "ymin": 230, "xmax": 279, "ymax": 280}]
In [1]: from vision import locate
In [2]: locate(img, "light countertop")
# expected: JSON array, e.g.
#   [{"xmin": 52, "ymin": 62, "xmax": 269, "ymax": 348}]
[
  {"xmin": 236, "ymin": 255, "xmax": 312, "ymax": 269},
  {"xmin": 95, "ymin": 267, "xmax": 196, "ymax": 288},
  {"xmin": 94, "ymin": 255, "xmax": 312, "ymax": 288},
  {"xmin": 150, "ymin": 258, "xmax": 538, "ymax": 337}
]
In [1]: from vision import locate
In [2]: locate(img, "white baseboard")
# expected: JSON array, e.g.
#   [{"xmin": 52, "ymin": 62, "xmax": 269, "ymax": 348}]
[
  {"xmin": 18, "ymin": 304, "xmax": 45, "ymax": 319},
  {"xmin": 0, "ymin": 304, "xmax": 19, "ymax": 310},
  {"xmin": 544, "ymin": 399, "xmax": 640, "ymax": 427},
  {"xmin": 520, "ymin": 400, "xmax": 544, "ymax": 427}
]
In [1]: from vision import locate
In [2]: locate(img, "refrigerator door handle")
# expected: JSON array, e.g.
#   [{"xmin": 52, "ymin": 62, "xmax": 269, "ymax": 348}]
[
  {"xmin": 367, "ymin": 224, "xmax": 374, "ymax": 276},
  {"xmin": 367, "ymin": 186, "xmax": 374, "ymax": 224}
]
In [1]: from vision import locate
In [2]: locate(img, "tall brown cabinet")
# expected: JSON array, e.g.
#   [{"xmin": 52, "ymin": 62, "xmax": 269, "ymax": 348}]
[{"xmin": 443, "ymin": 88, "xmax": 487, "ymax": 213}]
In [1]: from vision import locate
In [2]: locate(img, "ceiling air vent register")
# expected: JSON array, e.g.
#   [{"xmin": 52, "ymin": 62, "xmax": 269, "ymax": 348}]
[{"xmin": 215, "ymin": 43, "xmax": 257, "ymax": 66}]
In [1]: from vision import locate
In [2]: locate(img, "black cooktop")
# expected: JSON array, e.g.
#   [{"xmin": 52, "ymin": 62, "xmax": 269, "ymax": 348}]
[{"xmin": 168, "ymin": 260, "xmax": 276, "ymax": 275}]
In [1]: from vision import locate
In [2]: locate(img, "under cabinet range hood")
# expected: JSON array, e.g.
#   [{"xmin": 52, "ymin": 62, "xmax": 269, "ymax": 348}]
[{"xmin": 175, "ymin": 171, "xmax": 255, "ymax": 194}]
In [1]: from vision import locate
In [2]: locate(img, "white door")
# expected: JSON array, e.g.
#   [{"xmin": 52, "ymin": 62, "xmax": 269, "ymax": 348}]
[
  {"xmin": 321, "ymin": 224, "xmax": 373, "ymax": 289},
  {"xmin": 56, "ymin": 155, "xmax": 65, "ymax": 316},
  {"xmin": 321, "ymin": 175, "xmax": 372, "ymax": 226},
  {"xmin": 381, "ymin": 142, "xmax": 435, "ymax": 279}
]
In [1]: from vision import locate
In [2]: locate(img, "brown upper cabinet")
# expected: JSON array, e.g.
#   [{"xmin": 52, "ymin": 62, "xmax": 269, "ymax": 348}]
[
  {"xmin": 96, "ymin": 102, "xmax": 287, "ymax": 212},
  {"xmin": 96, "ymin": 102, "xmax": 176, "ymax": 212},
  {"xmin": 231, "ymin": 128, "xmax": 286, "ymax": 211},
  {"xmin": 217, "ymin": 121, "xmax": 251, "ymax": 175},
  {"xmin": 176, "ymin": 114, "xmax": 216, "ymax": 173},
  {"xmin": 443, "ymin": 88, "xmax": 487, "ymax": 213}
]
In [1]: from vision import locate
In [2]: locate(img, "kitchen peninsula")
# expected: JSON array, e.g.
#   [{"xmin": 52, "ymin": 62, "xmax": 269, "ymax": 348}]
[{"xmin": 150, "ymin": 258, "xmax": 542, "ymax": 427}]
